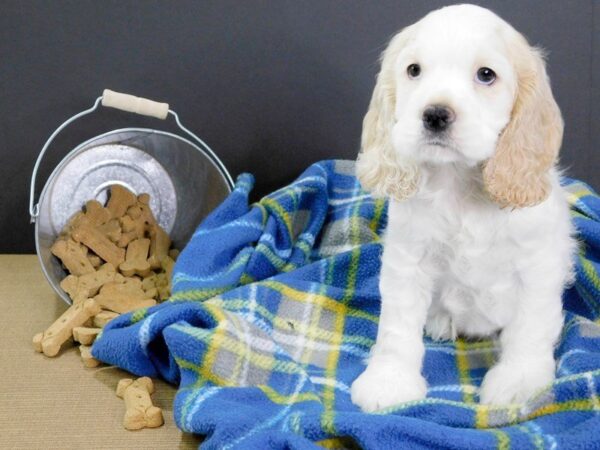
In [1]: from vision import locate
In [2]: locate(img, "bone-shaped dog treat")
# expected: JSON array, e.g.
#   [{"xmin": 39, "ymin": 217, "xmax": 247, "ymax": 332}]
[
  {"xmin": 148, "ymin": 225, "xmax": 171, "ymax": 270},
  {"xmin": 121, "ymin": 275, "xmax": 143, "ymax": 289},
  {"xmin": 119, "ymin": 238, "xmax": 151, "ymax": 277},
  {"xmin": 72, "ymin": 223, "xmax": 125, "ymax": 268},
  {"xmin": 60, "ymin": 263, "xmax": 117, "ymax": 303},
  {"xmin": 94, "ymin": 279, "xmax": 156, "ymax": 313},
  {"xmin": 160, "ymin": 255, "xmax": 175, "ymax": 281},
  {"xmin": 73, "ymin": 326, "xmax": 101, "ymax": 345},
  {"xmin": 116, "ymin": 377, "xmax": 163, "ymax": 430},
  {"xmin": 107, "ymin": 185, "xmax": 137, "ymax": 219},
  {"xmin": 142, "ymin": 274, "xmax": 158, "ymax": 299},
  {"xmin": 141, "ymin": 274, "xmax": 156, "ymax": 291},
  {"xmin": 119, "ymin": 215, "xmax": 144, "ymax": 235},
  {"xmin": 158, "ymin": 288, "xmax": 170, "ymax": 301},
  {"xmin": 51, "ymin": 239, "xmax": 95, "ymax": 276},
  {"xmin": 139, "ymin": 202, "xmax": 158, "ymax": 229},
  {"xmin": 141, "ymin": 275, "xmax": 159, "ymax": 300},
  {"xmin": 137, "ymin": 193, "xmax": 150, "ymax": 205},
  {"xmin": 87, "ymin": 254, "xmax": 102, "ymax": 268},
  {"xmin": 92, "ymin": 310, "xmax": 120, "ymax": 328},
  {"xmin": 60, "ymin": 275, "xmax": 79, "ymax": 301},
  {"xmin": 137, "ymin": 193, "xmax": 159, "ymax": 228},
  {"xmin": 97, "ymin": 218, "xmax": 122, "ymax": 243},
  {"xmin": 60, "ymin": 211, "xmax": 84, "ymax": 237},
  {"xmin": 127, "ymin": 205, "xmax": 142, "ymax": 220},
  {"xmin": 120, "ymin": 215, "xmax": 140, "ymax": 233},
  {"xmin": 32, "ymin": 299, "xmax": 101, "ymax": 357},
  {"xmin": 118, "ymin": 215, "xmax": 146, "ymax": 248},
  {"xmin": 144, "ymin": 287, "xmax": 158, "ymax": 299},
  {"xmin": 154, "ymin": 273, "xmax": 171, "ymax": 301},
  {"xmin": 155, "ymin": 273, "xmax": 168, "ymax": 288},
  {"xmin": 94, "ymin": 294, "xmax": 156, "ymax": 314},
  {"xmin": 79, "ymin": 344, "xmax": 101, "ymax": 368},
  {"xmin": 32, "ymin": 333, "xmax": 44, "ymax": 353},
  {"xmin": 84, "ymin": 200, "xmax": 112, "ymax": 226}
]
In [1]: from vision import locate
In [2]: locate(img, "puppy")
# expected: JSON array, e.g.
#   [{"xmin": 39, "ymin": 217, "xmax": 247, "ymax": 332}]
[{"xmin": 350, "ymin": 4, "xmax": 576, "ymax": 412}]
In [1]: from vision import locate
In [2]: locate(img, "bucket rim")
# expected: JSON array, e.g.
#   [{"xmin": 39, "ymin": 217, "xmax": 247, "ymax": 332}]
[
  {"xmin": 49, "ymin": 127, "xmax": 233, "ymax": 191},
  {"xmin": 35, "ymin": 219, "xmax": 72, "ymax": 304}
]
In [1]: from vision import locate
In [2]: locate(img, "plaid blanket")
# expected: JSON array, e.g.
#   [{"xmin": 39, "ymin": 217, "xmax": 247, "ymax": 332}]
[{"xmin": 93, "ymin": 160, "xmax": 600, "ymax": 449}]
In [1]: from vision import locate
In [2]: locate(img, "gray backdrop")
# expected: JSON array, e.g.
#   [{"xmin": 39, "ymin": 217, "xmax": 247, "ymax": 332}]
[{"xmin": 1, "ymin": 0, "xmax": 597, "ymax": 253}]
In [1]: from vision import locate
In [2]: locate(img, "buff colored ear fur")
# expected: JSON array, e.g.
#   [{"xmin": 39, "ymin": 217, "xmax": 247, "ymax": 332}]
[
  {"xmin": 483, "ymin": 35, "xmax": 563, "ymax": 208},
  {"xmin": 356, "ymin": 27, "xmax": 419, "ymax": 200}
]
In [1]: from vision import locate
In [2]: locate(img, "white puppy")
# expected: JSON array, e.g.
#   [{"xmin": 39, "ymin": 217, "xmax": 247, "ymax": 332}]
[{"xmin": 350, "ymin": 4, "xmax": 576, "ymax": 412}]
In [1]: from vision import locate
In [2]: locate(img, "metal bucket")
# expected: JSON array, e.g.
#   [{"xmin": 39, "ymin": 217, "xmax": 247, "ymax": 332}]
[{"xmin": 30, "ymin": 90, "xmax": 234, "ymax": 305}]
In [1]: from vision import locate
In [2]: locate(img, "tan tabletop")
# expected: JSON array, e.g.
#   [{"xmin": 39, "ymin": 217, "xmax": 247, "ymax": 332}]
[{"xmin": 0, "ymin": 255, "xmax": 203, "ymax": 449}]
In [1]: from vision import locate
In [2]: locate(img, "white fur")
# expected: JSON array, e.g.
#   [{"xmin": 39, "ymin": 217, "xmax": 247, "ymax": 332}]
[{"xmin": 350, "ymin": 4, "xmax": 576, "ymax": 412}]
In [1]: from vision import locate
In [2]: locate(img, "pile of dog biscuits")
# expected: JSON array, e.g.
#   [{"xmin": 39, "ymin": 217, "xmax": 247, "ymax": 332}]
[{"xmin": 33, "ymin": 185, "xmax": 179, "ymax": 368}]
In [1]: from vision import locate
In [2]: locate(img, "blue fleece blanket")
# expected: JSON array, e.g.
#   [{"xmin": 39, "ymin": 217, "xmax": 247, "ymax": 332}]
[{"xmin": 93, "ymin": 160, "xmax": 600, "ymax": 449}]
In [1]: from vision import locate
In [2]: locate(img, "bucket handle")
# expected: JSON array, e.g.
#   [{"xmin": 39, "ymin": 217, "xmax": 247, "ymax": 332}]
[{"xmin": 29, "ymin": 89, "xmax": 234, "ymax": 222}]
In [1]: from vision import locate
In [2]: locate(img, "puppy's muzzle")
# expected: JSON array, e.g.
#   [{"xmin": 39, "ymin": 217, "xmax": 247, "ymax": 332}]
[{"xmin": 422, "ymin": 105, "xmax": 455, "ymax": 133}]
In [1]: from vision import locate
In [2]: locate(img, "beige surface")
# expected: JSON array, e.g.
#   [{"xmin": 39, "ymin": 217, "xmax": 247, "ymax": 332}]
[{"xmin": 0, "ymin": 255, "xmax": 202, "ymax": 449}]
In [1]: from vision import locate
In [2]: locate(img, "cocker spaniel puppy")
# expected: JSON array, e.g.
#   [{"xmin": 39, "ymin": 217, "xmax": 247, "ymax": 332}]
[{"xmin": 351, "ymin": 4, "xmax": 576, "ymax": 411}]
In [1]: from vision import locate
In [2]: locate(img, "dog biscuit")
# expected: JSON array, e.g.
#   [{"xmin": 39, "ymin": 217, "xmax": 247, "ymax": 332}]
[
  {"xmin": 33, "ymin": 298, "xmax": 101, "ymax": 357},
  {"xmin": 73, "ymin": 326, "xmax": 101, "ymax": 345},
  {"xmin": 139, "ymin": 202, "xmax": 158, "ymax": 229},
  {"xmin": 142, "ymin": 274, "xmax": 156, "ymax": 291},
  {"xmin": 141, "ymin": 274, "xmax": 159, "ymax": 300},
  {"xmin": 107, "ymin": 185, "xmax": 137, "ymax": 219},
  {"xmin": 94, "ymin": 279, "xmax": 156, "ymax": 313},
  {"xmin": 92, "ymin": 310, "xmax": 120, "ymax": 328},
  {"xmin": 87, "ymin": 253, "xmax": 102, "ymax": 268},
  {"xmin": 119, "ymin": 238, "xmax": 151, "ymax": 277},
  {"xmin": 84, "ymin": 200, "xmax": 112, "ymax": 227},
  {"xmin": 51, "ymin": 239, "xmax": 95, "ymax": 276},
  {"xmin": 97, "ymin": 218, "xmax": 122, "ymax": 243},
  {"xmin": 116, "ymin": 377, "xmax": 164, "ymax": 430},
  {"xmin": 59, "ymin": 275, "xmax": 79, "ymax": 301},
  {"xmin": 60, "ymin": 211, "xmax": 85, "ymax": 237},
  {"xmin": 136, "ymin": 193, "xmax": 158, "ymax": 228},
  {"xmin": 153, "ymin": 272, "xmax": 170, "ymax": 300},
  {"xmin": 79, "ymin": 344, "xmax": 101, "ymax": 368},
  {"xmin": 127, "ymin": 205, "xmax": 142, "ymax": 220},
  {"xmin": 118, "ymin": 215, "xmax": 146, "ymax": 248},
  {"xmin": 72, "ymin": 223, "xmax": 125, "ymax": 268},
  {"xmin": 60, "ymin": 263, "xmax": 117, "ymax": 303},
  {"xmin": 144, "ymin": 287, "xmax": 159, "ymax": 299},
  {"xmin": 137, "ymin": 193, "xmax": 150, "ymax": 205},
  {"xmin": 32, "ymin": 333, "xmax": 44, "ymax": 353},
  {"xmin": 148, "ymin": 225, "xmax": 171, "ymax": 270},
  {"xmin": 160, "ymin": 255, "xmax": 175, "ymax": 281}
]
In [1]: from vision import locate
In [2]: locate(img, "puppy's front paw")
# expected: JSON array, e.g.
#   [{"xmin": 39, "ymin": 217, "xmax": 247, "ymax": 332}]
[
  {"xmin": 479, "ymin": 359, "xmax": 555, "ymax": 405},
  {"xmin": 425, "ymin": 311, "xmax": 456, "ymax": 341},
  {"xmin": 351, "ymin": 364, "xmax": 427, "ymax": 412}
]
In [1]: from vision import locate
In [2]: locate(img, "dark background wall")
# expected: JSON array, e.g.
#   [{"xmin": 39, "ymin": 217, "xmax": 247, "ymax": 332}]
[{"xmin": 1, "ymin": 0, "xmax": 597, "ymax": 253}]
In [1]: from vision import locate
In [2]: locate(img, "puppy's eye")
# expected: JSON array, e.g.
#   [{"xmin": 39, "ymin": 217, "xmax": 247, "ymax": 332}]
[
  {"xmin": 476, "ymin": 67, "xmax": 496, "ymax": 85},
  {"xmin": 407, "ymin": 64, "xmax": 421, "ymax": 79}
]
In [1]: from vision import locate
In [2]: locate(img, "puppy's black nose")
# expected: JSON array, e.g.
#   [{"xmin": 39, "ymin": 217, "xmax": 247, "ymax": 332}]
[{"xmin": 422, "ymin": 105, "xmax": 455, "ymax": 132}]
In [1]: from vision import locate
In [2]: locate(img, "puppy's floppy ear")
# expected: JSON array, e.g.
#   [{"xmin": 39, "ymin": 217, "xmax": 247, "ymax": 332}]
[
  {"xmin": 356, "ymin": 27, "xmax": 419, "ymax": 200},
  {"xmin": 483, "ymin": 34, "xmax": 563, "ymax": 208}
]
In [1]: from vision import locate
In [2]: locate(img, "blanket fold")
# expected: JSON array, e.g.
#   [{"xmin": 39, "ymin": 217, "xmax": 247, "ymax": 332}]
[{"xmin": 93, "ymin": 160, "xmax": 600, "ymax": 449}]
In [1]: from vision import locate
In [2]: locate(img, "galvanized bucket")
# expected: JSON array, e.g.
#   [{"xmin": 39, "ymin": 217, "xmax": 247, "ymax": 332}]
[{"xmin": 30, "ymin": 90, "xmax": 234, "ymax": 304}]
